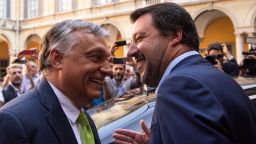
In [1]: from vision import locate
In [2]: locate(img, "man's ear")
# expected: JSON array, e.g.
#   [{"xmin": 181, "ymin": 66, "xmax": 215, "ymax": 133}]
[
  {"xmin": 170, "ymin": 29, "xmax": 182, "ymax": 45},
  {"xmin": 49, "ymin": 49, "xmax": 63, "ymax": 69}
]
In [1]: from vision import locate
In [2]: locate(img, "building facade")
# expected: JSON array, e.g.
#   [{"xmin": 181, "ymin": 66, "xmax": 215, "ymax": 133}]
[{"xmin": 0, "ymin": 0, "xmax": 256, "ymax": 79}]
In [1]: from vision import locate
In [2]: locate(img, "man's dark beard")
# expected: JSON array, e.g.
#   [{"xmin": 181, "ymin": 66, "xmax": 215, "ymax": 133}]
[
  {"xmin": 12, "ymin": 79, "xmax": 21, "ymax": 88},
  {"xmin": 144, "ymin": 64, "xmax": 161, "ymax": 87}
]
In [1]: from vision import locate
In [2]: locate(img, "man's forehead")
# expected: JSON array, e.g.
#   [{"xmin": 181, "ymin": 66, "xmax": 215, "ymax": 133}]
[
  {"xmin": 10, "ymin": 67, "xmax": 22, "ymax": 72},
  {"xmin": 132, "ymin": 14, "xmax": 153, "ymax": 36},
  {"xmin": 113, "ymin": 64, "xmax": 125, "ymax": 68}
]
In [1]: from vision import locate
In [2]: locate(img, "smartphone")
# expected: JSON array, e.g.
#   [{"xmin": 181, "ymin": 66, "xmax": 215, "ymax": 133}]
[
  {"xmin": 112, "ymin": 57, "xmax": 126, "ymax": 64},
  {"xmin": 114, "ymin": 40, "xmax": 127, "ymax": 47},
  {"xmin": 14, "ymin": 59, "xmax": 27, "ymax": 64},
  {"xmin": 18, "ymin": 49, "xmax": 38, "ymax": 56}
]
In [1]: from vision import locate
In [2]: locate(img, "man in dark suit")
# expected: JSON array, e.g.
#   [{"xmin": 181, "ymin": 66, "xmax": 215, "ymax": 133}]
[
  {"xmin": 0, "ymin": 20, "xmax": 111, "ymax": 144},
  {"xmin": 2, "ymin": 63, "xmax": 23, "ymax": 103},
  {"xmin": 113, "ymin": 2, "xmax": 256, "ymax": 144},
  {"xmin": 206, "ymin": 42, "xmax": 240, "ymax": 77}
]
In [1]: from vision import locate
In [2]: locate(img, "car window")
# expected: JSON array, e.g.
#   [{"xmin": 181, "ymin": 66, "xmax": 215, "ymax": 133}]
[{"xmin": 87, "ymin": 88, "xmax": 156, "ymax": 129}]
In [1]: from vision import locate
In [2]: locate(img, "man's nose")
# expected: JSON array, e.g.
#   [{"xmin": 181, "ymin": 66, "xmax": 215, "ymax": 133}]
[
  {"xmin": 127, "ymin": 43, "xmax": 138, "ymax": 57},
  {"xmin": 100, "ymin": 62, "xmax": 112, "ymax": 76}
]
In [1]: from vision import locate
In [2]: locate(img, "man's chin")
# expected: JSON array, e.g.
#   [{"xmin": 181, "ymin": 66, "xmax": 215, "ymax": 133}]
[{"xmin": 12, "ymin": 83, "xmax": 21, "ymax": 87}]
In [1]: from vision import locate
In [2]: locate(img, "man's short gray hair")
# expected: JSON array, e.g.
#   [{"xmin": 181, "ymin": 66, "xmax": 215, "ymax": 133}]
[
  {"xmin": 7, "ymin": 64, "xmax": 22, "ymax": 74},
  {"xmin": 39, "ymin": 20, "xmax": 108, "ymax": 71}
]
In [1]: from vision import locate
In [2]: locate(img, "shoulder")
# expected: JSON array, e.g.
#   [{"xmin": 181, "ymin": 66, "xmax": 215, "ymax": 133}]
[
  {"xmin": 2, "ymin": 85, "xmax": 14, "ymax": 92},
  {"xmin": 0, "ymin": 88, "xmax": 41, "ymax": 114}
]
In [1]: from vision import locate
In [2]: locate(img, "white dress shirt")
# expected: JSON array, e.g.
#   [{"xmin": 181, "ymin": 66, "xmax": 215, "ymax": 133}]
[{"xmin": 48, "ymin": 81, "xmax": 82, "ymax": 144}]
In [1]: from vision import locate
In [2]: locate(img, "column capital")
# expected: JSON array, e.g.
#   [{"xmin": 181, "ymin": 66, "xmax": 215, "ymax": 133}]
[{"xmin": 234, "ymin": 27, "xmax": 255, "ymax": 36}]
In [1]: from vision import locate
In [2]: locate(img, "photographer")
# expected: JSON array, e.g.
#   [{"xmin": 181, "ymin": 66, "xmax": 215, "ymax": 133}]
[
  {"xmin": 206, "ymin": 42, "xmax": 239, "ymax": 77},
  {"xmin": 240, "ymin": 46, "xmax": 256, "ymax": 77}
]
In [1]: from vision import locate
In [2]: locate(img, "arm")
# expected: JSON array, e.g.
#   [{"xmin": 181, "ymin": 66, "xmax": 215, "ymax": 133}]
[
  {"xmin": 25, "ymin": 62, "xmax": 35, "ymax": 91},
  {"xmin": 156, "ymin": 74, "xmax": 232, "ymax": 143},
  {"xmin": 102, "ymin": 78, "xmax": 112, "ymax": 100},
  {"xmin": 2, "ymin": 75, "xmax": 10, "ymax": 88}
]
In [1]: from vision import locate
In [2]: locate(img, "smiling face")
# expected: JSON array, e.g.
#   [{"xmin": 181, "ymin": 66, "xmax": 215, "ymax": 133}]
[
  {"xmin": 128, "ymin": 14, "xmax": 170, "ymax": 87},
  {"xmin": 56, "ymin": 30, "xmax": 110, "ymax": 107},
  {"xmin": 112, "ymin": 64, "xmax": 125, "ymax": 82}
]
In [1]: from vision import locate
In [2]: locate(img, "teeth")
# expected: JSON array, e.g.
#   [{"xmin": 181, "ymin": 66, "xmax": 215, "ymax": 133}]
[{"xmin": 92, "ymin": 79, "xmax": 102, "ymax": 84}]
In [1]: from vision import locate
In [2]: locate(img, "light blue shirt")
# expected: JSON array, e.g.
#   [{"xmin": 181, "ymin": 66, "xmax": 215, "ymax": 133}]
[{"xmin": 155, "ymin": 51, "xmax": 199, "ymax": 94}]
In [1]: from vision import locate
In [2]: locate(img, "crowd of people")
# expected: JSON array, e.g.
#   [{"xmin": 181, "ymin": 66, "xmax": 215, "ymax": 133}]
[{"xmin": 0, "ymin": 2, "xmax": 256, "ymax": 144}]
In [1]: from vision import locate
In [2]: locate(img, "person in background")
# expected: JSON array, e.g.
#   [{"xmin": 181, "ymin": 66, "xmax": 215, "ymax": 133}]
[
  {"xmin": 21, "ymin": 60, "xmax": 40, "ymax": 93},
  {"xmin": 0, "ymin": 20, "xmax": 110, "ymax": 144},
  {"xmin": 2, "ymin": 64, "xmax": 23, "ymax": 104},
  {"xmin": 113, "ymin": 2, "xmax": 256, "ymax": 144},
  {"xmin": 207, "ymin": 42, "xmax": 240, "ymax": 77},
  {"xmin": 104, "ymin": 60, "xmax": 141, "ymax": 98}
]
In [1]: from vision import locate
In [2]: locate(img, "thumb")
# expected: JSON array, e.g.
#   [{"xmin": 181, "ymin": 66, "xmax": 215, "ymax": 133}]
[{"xmin": 140, "ymin": 120, "xmax": 150, "ymax": 137}]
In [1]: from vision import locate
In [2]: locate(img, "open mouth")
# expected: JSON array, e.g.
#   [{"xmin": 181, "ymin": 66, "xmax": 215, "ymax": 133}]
[
  {"xmin": 134, "ymin": 52, "xmax": 145, "ymax": 63},
  {"xmin": 91, "ymin": 78, "xmax": 103, "ymax": 85}
]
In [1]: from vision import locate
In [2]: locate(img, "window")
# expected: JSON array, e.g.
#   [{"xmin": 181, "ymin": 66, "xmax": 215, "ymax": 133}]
[
  {"xmin": 0, "ymin": 0, "xmax": 10, "ymax": 19},
  {"xmin": 58, "ymin": 0, "xmax": 72, "ymax": 12},
  {"xmin": 25, "ymin": 0, "xmax": 40, "ymax": 18},
  {"xmin": 94, "ymin": 0, "xmax": 117, "ymax": 6}
]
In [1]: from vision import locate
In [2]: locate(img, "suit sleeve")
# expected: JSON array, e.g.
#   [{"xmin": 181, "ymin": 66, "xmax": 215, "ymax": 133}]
[
  {"xmin": 151, "ymin": 74, "xmax": 233, "ymax": 144},
  {"xmin": 0, "ymin": 111, "xmax": 29, "ymax": 144}
]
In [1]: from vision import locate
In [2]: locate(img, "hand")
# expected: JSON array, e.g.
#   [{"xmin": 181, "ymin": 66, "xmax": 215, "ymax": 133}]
[
  {"xmin": 113, "ymin": 120, "xmax": 150, "ymax": 144},
  {"xmin": 110, "ymin": 44, "xmax": 119, "ymax": 57},
  {"xmin": 214, "ymin": 59, "xmax": 223, "ymax": 72},
  {"xmin": 221, "ymin": 43, "xmax": 231, "ymax": 60}
]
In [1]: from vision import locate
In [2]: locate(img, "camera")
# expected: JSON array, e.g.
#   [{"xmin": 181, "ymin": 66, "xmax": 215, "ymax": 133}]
[
  {"xmin": 241, "ymin": 49, "xmax": 256, "ymax": 76},
  {"xmin": 205, "ymin": 55, "xmax": 217, "ymax": 65},
  {"xmin": 112, "ymin": 57, "xmax": 126, "ymax": 64},
  {"xmin": 114, "ymin": 40, "xmax": 127, "ymax": 47},
  {"xmin": 242, "ymin": 51, "xmax": 256, "ymax": 55},
  {"xmin": 205, "ymin": 54, "xmax": 224, "ymax": 65}
]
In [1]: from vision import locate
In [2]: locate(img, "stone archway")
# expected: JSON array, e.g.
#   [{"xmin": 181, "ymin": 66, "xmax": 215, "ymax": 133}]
[
  {"xmin": 23, "ymin": 34, "xmax": 41, "ymax": 61},
  {"xmin": 25, "ymin": 34, "xmax": 41, "ymax": 50},
  {"xmin": 0, "ymin": 35, "xmax": 10, "ymax": 81},
  {"xmin": 101, "ymin": 23, "xmax": 125, "ymax": 57},
  {"xmin": 194, "ymin": 10, "xmax": 237, "ymax": 57}
]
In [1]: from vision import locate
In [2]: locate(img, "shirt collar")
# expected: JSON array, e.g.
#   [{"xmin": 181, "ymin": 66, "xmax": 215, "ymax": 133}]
[
  {"xmin": 10, "ymin": 83, "xmax": 20, "ymax": 92},
  {"xmin": 48, "ymin": 81, "xmax": 80, "ymax": 124},
  {"xmin": 155, "ymin": 51, "xmax": 199, "ymax": 94}
]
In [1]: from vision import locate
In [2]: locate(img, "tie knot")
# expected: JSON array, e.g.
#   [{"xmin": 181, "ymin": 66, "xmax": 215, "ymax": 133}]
[{"xmin": 76, "ymin": 112, "xmax": 89, "ymax": 126}]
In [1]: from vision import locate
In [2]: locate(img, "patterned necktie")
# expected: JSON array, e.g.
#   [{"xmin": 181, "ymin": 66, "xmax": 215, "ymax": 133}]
[{"xmin": 76, "ymin": 112, "xmax": 95, "ymax": 144}]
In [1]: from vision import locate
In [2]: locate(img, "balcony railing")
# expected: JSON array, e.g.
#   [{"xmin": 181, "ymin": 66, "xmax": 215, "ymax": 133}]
[{"xmin": 145, "ymin": 0, "xmax": 161, "ymax": 5}]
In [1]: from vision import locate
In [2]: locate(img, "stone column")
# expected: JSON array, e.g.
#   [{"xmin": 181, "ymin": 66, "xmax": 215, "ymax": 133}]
[
  {"xmin": 247, "ymin": 33, "xmax": 255, "ymax": 50},
  {"xmin": 235, "ymin": 33, "xmax": 244, "ymax": 64}
]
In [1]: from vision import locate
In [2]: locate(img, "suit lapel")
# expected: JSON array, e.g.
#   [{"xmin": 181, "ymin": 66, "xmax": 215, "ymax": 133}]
[
  {"xmin": 8, "ymin": 85, "xmax": 18, "ymax": 99},
  {"xmin": 38, "ymin": 80, "xmax": 78, "ymax": 144}
]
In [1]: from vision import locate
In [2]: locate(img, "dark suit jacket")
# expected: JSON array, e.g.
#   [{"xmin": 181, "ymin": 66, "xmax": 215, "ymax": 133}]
[
  {"xmin": 222, "ymin": 59, "xmax": 240, "ymax": 77},
  {"xmin": 150, "ymin": 55, "xmax": 256, "ymax": 144},
  {"xmin": 0, "ymin": 80, "xmax": 101, "ymax": 144},
  {"xmin": 2, "ymin": 84, "xmax": 18, "ymax": 103}
]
